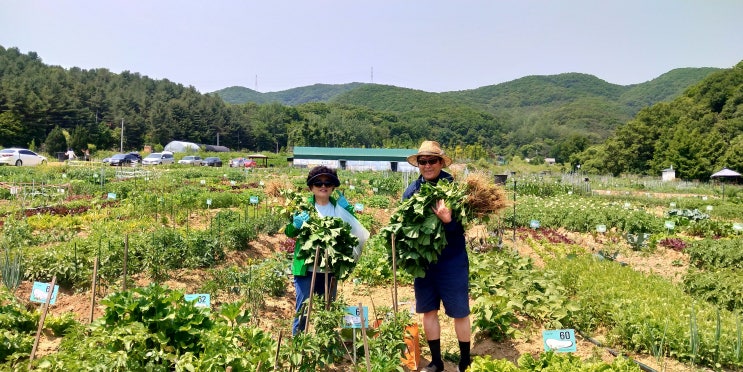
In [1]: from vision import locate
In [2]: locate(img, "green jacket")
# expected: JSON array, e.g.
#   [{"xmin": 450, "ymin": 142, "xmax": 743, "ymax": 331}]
[{"xmin": 284, "ymin": 195, "xmax": 356, "ymax": 276}]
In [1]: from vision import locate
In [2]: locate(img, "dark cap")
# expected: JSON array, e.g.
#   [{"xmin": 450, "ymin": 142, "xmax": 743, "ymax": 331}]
[{"xmin": 306, "ymin": 165, "xmax": 341, "ymax": 187}]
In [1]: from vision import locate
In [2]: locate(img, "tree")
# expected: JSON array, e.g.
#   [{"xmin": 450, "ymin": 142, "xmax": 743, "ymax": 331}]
[
  {"xmin": 0, "ymin": 111, "xmax": 23, "ymax": 147},
  {"xmin": 69, "ymin": 125, "xmax": 89, "ymax": 153},
  {"xmin": 44, "ymin": 126, "xmax": 67, "ymax": 155},
  {"xmin": 719, "ymin": 134, "xmax": 743, "ymax": 172}
]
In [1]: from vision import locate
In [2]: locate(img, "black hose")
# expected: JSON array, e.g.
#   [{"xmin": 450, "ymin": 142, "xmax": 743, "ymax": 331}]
[{"xmin": 576, "ymin": 329, "xmax": 658, "ymax": 372}]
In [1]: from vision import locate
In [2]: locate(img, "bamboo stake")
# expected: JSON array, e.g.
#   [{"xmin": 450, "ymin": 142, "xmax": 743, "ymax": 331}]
[
  {"xmin": 89, "ymin": 256, "xmax": 99, "ymax": 324},
  {"xmin": 324, "ymin": 249, "xmax": 330, "ymax": 310},
  {"xmin": 122, "ymin": 234, "xmax": 128, "ymax": 291},
  {"xmin": 274, "ymin": 330, "xmax": 283, "ymax": 371},
  {"xmin": 359, "ymin": 302, "xmax": 372, "ymax": 372},
  {"xmin": 304, "ymin": 245, "xmax": 321, "ymax": 333},
  {"xmin": 29, "ymin": 275, "xmax": 57, "ymax": 368},
  {"xmin": 391, "ymin": 233, "xmax": 399, "ymax": 313}
]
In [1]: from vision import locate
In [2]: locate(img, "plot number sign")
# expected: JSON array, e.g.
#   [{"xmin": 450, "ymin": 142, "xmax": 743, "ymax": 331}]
[
  {"xmin": 185, "ymin": 294, "xmax": 211, "ymax": 308},
  {"xmin": 343, "ymin": 306, "xmax": 369, "ymax": 329},
  {"xmin": 542, "ymin": 329, "xmax": 577, "ymax": 352},
  {"xmin": 30, "ymin": 282, "xmax": 60, "ymax": 305}
]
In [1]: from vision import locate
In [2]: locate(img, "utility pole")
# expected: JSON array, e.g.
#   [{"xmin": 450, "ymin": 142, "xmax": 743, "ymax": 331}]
[{"xmin": 120, "ymin": 119, "xmax": 124, "ymax": 152}]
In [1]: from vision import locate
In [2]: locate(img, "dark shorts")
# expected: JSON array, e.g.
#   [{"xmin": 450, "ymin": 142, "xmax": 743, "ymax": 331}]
[{"xmin": 414, "ymin": 253, "xmax": 470, "ymax": 318}]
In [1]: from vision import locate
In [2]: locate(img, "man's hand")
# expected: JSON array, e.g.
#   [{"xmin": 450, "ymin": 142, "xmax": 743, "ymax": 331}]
[
  {"xmin": 431, "ymin": 199, "xmax": 452, "ymax": 223},
  {"xmin": 293, "ymin": 211, "xmax": 310, "ymax": 229}
]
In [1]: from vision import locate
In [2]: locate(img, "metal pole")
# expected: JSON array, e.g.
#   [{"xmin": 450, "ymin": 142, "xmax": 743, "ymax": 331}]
[{"xmin": 120, "ymin": 119, "xmax": 124, "ymax": 152}]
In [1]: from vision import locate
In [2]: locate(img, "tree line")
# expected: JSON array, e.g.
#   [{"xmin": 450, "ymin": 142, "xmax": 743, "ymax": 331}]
[{"xmin": 2, "ymin": 45, "xmax": 741, "ymax": 180}]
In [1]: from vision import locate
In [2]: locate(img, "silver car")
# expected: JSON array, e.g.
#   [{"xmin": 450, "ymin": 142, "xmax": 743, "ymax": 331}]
[
  {"xmin": 0, "ymin": 148, "xmax": 48, "ymax": 166},
  {"xmin": 142, "ymin": 152, "xmax": 175, "ymax": 165},
  {"xmin": 178, "ymin": 155, "xmax": 202, "ymax": 166}
]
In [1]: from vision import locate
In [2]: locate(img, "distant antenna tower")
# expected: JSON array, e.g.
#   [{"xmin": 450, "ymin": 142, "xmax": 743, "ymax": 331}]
[
  {"xmin": 255, "ymin": 75, "xmax": 258, "ymax": 90},
  {"xmin": 371, "ymin": 67, "xmax": 374, "ymax": 83}
]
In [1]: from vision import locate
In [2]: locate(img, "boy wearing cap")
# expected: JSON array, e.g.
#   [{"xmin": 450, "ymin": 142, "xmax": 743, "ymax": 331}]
[{"xmin": 403, "ymin": 141, "xmax": 471, "ymax": 372}]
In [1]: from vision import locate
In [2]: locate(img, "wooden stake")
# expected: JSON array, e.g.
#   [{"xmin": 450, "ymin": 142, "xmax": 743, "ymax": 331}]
[
  {"xmin": 89, "ymin": 256, "xmax": 99, "ymax": 324},
  {"xmin": 304, "ymin": 245, "xmax": 321, "ymax": 333},
  {"xmin": 122, "ymin": 234, "xmax": 128, "ymax": 291},
  {"xmin": 274, "ymin": 330, "xmax": 283, "ymax": 371},
  {"xmin": 29, "ymin": 276, "xmax": 57, "ymax": 368},
  {"xmin": 391, "ymin": 233, "xmax": 399, "ymax": 313},
  {"xmin": 359, "ymin": 302, "xmax": 372, "ymax": 372},
  {"xmin": 324, "ymin": 249, "xmax": 330, "ymax": 310}
]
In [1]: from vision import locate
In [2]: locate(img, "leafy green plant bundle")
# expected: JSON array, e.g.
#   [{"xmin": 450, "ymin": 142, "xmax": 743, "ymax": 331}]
[
  {"xmin": 295, "ymin": 216, "xmax": 359, "ymax": 280},
  {"xmin": 380, "ymin": 180, "xmax": 469, "ymax": 278},
  {"xmin": 282, "ymin": 188, "xmax": 360, "ymax": 280}
]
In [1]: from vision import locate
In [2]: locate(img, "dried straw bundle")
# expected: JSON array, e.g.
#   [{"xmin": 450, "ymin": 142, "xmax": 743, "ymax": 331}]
[
  {"xmin": 265, "ymin": 179, "xmax": 290, "ymax": 198},
  {"xmin": 464, "ymin": 172, "xmax": 509, "ymax": 218}
]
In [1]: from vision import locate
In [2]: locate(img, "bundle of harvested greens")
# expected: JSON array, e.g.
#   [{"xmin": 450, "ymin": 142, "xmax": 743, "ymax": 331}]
[
  {"xmin": 295, "ymin": 216, "xmax": 359, "ymax": 280},
  {"xmin": 279, "ymin": 188, "xmax": 360, "ymax": 280},
  {"xmin": 381, "ymin": 174, "xmax": 507, "ymax": 278}
]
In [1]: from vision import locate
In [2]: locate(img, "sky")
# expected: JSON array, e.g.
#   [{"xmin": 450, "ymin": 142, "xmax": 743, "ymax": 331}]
[{"xmin": 1, "ymin": 0, "xmax": 742, "ymax": 94}]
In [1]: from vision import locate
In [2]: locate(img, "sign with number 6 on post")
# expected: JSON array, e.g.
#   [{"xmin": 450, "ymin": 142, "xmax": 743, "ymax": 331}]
[
  {"xmin": 343, "ymin": 306, "xmax": 369, "ymax": 329},
  {"xmin": 30, "ymin": 282, "xmax": 59, "ymax": 305}
]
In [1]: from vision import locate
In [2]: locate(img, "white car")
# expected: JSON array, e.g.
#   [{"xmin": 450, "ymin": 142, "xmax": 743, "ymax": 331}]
[
  {"xmin": 142, "ymin": 152, "xmax": 175, "ymax": 165},
  {"xmin": 178, "ymin": 155, "xmax": 202, "ymax": 166},
  {"xmin": 0, "ymin": 148, "xmax": 48, "ymax": 166}
]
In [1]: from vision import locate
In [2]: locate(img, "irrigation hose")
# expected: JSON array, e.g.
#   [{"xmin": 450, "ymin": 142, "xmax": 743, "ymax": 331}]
[{"xmin": 575, "ymin": 329, "xmax": 658, "ymax": 372}]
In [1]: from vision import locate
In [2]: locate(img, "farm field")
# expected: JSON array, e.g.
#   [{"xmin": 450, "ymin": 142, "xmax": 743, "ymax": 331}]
[{"xmin": 1, "ymin": 161, "xmax": 742, "ymax": 371}]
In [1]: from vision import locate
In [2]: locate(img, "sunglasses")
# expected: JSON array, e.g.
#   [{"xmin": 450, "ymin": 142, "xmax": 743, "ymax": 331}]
[
  {"xmin": 312, "ymin": 181, "xmax": 335, "ymax": 188},
  {"xmin": 417, "ymin": 157, "xmax": 440, "ymax": 166}
]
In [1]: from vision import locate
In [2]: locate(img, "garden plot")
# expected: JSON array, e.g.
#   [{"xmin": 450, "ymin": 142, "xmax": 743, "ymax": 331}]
[{"xmin": 1, "ymin": 166, "xmax": 741, "ymax": 371}]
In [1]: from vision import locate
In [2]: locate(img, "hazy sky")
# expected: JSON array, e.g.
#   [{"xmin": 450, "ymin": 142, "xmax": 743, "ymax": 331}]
[{"xmin": 2, "ymin": 0, "xmax": 742, "ymax": 94}]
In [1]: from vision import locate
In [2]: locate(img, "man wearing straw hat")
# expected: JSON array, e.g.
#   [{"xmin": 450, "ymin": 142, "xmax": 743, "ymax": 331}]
[{"xmin": 403, "ymin": 140, "xmax": 471, "ymax": 372}]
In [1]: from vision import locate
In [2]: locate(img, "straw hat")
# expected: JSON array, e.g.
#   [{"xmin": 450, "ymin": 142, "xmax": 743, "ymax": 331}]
[{"xmin": 407, "ymin": 140, "xmax": 452, "ymax": 167}]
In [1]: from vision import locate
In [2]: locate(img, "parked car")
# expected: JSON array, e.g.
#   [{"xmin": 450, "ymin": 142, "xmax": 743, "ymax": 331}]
[
  {"xmin": 202, "ymin": 157, "xmax": 223, "ymax": 167},
  {"xmin": 0, "ymin": 148, "xmax": 48, "ymax": 166},
  {"xmin": 229, "ymin": 157, "xmax": 257, "ymax": 168},
  {"xmin": 178, "ymin": 155, "xmax": 202, "ymax": 166},
  {"xmin": 109, "ymin": 153, "xmax": 142, "ymax": 166},
  {"xmin": 142, "ymin": 152, "xmax": 175, "ymax": 165}
]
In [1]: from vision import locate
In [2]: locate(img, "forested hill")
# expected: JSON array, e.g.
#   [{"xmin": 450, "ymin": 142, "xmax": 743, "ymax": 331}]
[
  {"xmin": 572, "ymin": 61, "xmax": 743, "ymax": 180},
  {"xmin": 217, "ymin": 69, "xmax": 719, "ymax": 147},
  {"xmin": 1, "ymin": 44, "xmax": 736, "ymax": 174},
  {"xmin": 217, "ymin": 69, "xmax": 719, "ymax": 117},
  {"xmin": 217, "ymin": 83, "xmax": 367, "ymax": 105}
]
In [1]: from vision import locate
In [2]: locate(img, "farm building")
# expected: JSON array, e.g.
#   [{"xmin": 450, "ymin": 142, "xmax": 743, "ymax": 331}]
[{"xmin": 290, "ymin": 146, "xmax": 418, "ymax": 172}]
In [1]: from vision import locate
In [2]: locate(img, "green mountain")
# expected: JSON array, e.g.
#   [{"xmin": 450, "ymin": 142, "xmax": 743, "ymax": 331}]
[
  {"xmin": 216, "ymin": 83, "xmax": 367, "ymax": 105},
  {"xmin": 216, "ymin": 70, "xmax": 719, "ymax": 147},
  {"xmin": 217, "ymin": 69, "xmax": 718, "ymax": 119},
  {"xmin": 573, "ymin": 62, "xmax": 743, "ymax": 180},
  {"xmin": 2, "ymin": 43, "xmax": 734, "ymax": 172}
]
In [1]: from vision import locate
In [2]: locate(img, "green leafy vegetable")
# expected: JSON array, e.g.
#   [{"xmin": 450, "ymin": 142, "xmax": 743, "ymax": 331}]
[
  {"xmin": 295, "ymin": 216, "xmax": 359, "ymax": 280},
  {"xmin": 381, "ymin": 180, "xmax": 469, "ymax": 278},
  {"xmin": 282, "ymin": 187, "xmax": 360, "ymax": 281}
]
